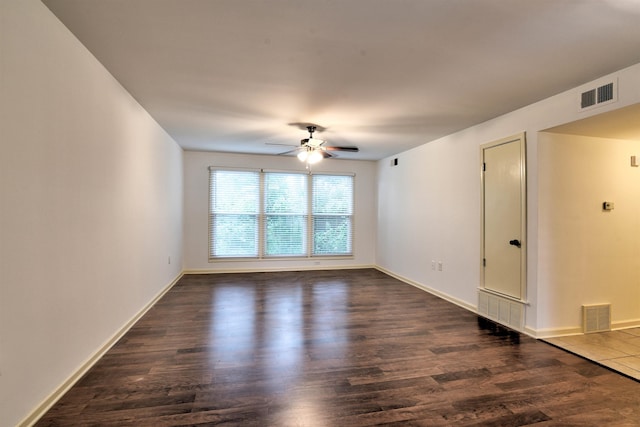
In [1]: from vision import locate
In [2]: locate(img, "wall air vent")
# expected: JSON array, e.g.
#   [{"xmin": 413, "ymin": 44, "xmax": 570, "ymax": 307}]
[
  {"xmin": 581, "ymin": 89, "xmax": 596, "ymax": 108},
  {"xmin": 478, "ymin": 290, "xmax": 524, "ymax": 332},
  {"xmin": 579, "ymin": 79, "xmax": 617, "ymax": 111},
  {"xmin": 582, "ymin": 304, "xmax": 611, "ymax": 333},
  {"xmin": 597, "ymin": 82, "xmax": 614, "ymax": 103}
]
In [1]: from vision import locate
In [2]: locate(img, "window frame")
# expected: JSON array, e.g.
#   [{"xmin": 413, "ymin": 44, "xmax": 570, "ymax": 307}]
[
  {"xmin": 208, "ymin": 167, "xmax": 355, "ymax": 261},
  {"xmin": 208, "ymin": 167, "xmax": 261, "ymax": 259},
  {"xmin": 311, "ymin": 173, "xmax": 355, "ymax": 257},
  {"xmin": 263, "ymin": 171, "xmax": 309, "ymax": 258}
]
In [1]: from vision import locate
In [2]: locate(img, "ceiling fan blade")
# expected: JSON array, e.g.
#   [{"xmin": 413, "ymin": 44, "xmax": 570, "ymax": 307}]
[
  {"xmin": 323, "ymin": 146, "xmax": 359, "ymax": 152},
  {"xmin": 321, "ymin": 151, "xmax": 335, "ymax": 158},
  {"xmin": 266, "ymin": 142, "xmax": 299, "ymax": 147},
  {"xmin": 278, "ymin": 147, "xmax": 303, "ymax": 155}
]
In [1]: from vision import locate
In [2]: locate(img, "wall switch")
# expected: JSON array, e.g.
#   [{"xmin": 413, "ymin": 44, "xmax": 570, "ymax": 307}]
[
  {"xmin": 602, "ymin": 202, "xmax": 614, "ymax": 211},
  {"xmin": 431, "ymin": 260, "xmax": 436, "ymax": 270},
  {"xmin": 168, "ymin": 256, "xmax": 171, "ymax": 264},
  {"xmin": 438, "ymin": 261, "xmax": 443, "ymax": 271}
]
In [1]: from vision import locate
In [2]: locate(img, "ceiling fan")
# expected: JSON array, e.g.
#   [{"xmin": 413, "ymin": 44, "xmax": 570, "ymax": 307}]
[{"xmin": 276, "ymin": 125, "xmax": 359, "ymax": 164}]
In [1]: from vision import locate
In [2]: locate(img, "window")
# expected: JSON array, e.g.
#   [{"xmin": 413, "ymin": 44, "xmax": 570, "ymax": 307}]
[
  {"xmin": 209, "ymin": 168, "xmax": 354, "ymax": 260},
  {"xmin": 264, "ymin": 172, "xmax": 307, "ymax": 257},
  {"xmin": 209, "ymin": 169, "xmax": 260, "ymax": 258},
  {"xmin": 312, "ymin": 174, "xmax": 353, "ymax": 256}
]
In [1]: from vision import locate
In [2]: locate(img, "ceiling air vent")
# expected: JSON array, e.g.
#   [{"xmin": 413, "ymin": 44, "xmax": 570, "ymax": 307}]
[
  {"xmin": 579, "ymin": 79, "xmax": 617, "ymax": 111},
  {"xmin": 597, "ymin": 82, "xmax": 614, "ymax": 103},
  {"xmin": 581, "ymin": 89, "xmax": 596, "ymax": 108}
]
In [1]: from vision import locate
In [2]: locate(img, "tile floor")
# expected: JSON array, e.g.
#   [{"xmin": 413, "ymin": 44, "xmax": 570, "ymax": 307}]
[{"xmin": 545, "ymin": 327, "xmax": 640, "ymax": 380}]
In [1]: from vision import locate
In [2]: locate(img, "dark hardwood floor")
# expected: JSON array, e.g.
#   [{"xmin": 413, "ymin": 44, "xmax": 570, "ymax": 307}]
[{"xmin": 37, "ymin": 269, "xmax": 640, "ymax": 426}]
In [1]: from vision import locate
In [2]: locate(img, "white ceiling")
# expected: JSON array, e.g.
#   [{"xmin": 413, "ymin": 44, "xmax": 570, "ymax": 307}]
[{"xmin": 42, "ymin": 0, "xmax": 640, "ymax": 160}]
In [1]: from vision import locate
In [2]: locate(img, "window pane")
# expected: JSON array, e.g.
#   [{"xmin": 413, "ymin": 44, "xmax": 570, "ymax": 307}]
[
  {"xmin": 265, "ymin": 215, "xmax": 306, "ymax": 256},
  {"xmin": 210, "ymin": 170, "xmax": 260, "ymax": 258},
  {"xmin": 211, "ymin": 170, "xmax": 260, "ymax": 214},
  {"xmin": 212, "ymin": 214, "xmax": 259, "ymax": 257},
  {"xmin": 312, "ymin": 175, "xmax": 354, "ymax": 256},
  {"xmin": 313, "ymin": 215, "xmax": 352, "ymax": 255},
  {"xmin": 265, "ymin": 173, "xmax": 307, "ymax": 214},
  {"xmin": 264, "ymin": 173, "xmax": 307, "ymax": 256},
  {"xmin": 312, "ymin": 175, "xmax": 353, "ymax": 215}
]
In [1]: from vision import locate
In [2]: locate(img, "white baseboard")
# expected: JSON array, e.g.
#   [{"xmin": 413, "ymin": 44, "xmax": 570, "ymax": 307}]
[
  {"xmin": 525, "ymin": 326, "xmax": 583, "ymax": 339},
  {"xmin": 530, "ymin": 319, "xmax": 640, "ymax": 339},
  {"xmin": 613, "ymin": 319, "xmax": 640, "ymax": 331},
  {"xmin": 20, "ymin": 272, "xmax": 184, "ymax": 427}
]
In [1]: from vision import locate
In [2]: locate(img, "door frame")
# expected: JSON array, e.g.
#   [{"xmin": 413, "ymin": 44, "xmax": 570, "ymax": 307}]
[{"xmin": 480, "ymin": 132, "xmax": 527, "ymax": 302}]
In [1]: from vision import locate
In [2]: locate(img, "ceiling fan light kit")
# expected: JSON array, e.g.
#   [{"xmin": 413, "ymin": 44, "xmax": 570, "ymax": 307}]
[
  {"xmin": 297, "ymin": 146, "xmax": 323, "ymax": 164},
  {"xmin": 288, "ymin": 125, "xmax": 359, "ymax": 165},
  {"xmin": 307, "ymin": 149, "xmax": 323, "ymax": 164},
  {"xmin": 299, "ymin": 126, "xmax": 323, "ymax": 164}
]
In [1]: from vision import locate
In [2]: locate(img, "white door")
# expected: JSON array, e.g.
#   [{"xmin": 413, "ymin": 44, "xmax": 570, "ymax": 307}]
[{"xmin": 481, "ymin": 134, "xmax": 526, "ymax": 300}]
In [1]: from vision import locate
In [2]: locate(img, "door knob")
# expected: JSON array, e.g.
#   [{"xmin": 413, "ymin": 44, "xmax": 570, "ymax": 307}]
[{"xmin": 509, "ymin": 239, "xmax": 521, "ymax": 248}]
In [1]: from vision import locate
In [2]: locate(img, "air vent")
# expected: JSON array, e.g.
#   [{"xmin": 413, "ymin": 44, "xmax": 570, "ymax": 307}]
[
  {"xmin": 478, "ymin": 290, "xmax": 524, "ymax": 331},
  {"xmin": 579, "ymin": 79, "xmax": 617, "ymax": 111},
  {"xmin": 583, "ymin": 304, "xmax": 611, "ymax": 333},
  {"xmin": 581, "ymin": 89, "xmax": 596, "ymax": 108},
  {"xmin": 597, "ymin": 82, "xmax": 614, "ymax": 103}
]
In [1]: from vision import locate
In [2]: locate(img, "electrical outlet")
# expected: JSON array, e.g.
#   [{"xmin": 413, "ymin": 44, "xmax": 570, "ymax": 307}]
[{"xmin": 431, "ymin": 260, "xmax": 436, "ymax": 270}]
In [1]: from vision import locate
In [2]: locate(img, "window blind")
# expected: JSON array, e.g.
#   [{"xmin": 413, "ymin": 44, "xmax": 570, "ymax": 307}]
[
  {"xmin": 209, "ymin": 169, "xmax": 260, "ymax": 258},
  {"xmin": 264, "ymin": 172, "xmax": 307, "ymax": 256},
  {"xmin": 312, "ymin": 174, "xmax": 354, "ymax": 255}
]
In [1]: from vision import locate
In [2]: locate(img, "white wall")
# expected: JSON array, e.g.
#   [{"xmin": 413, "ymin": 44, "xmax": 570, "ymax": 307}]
[
  {"xmin": 183, "ymin": 151, "xmax": 377, "ymax": 272},
  {"xmin": 0, "ymin": 2, "xmax": 184, "ymax": 426},
  {"xmin": 377, "ymin": 62, "xmax": 640, "ymax": 336},
  {"xmin": 537, "ymin": 133, "xmax": 640, "ymax": 333},
  {"xmin": 376, "ymin": 135, "xmax": 481, "ymax": 308}
]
